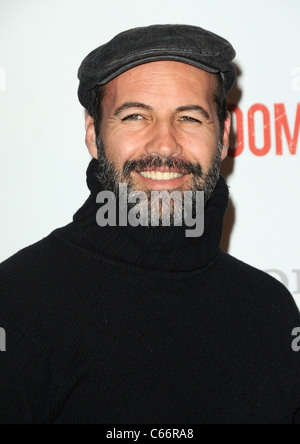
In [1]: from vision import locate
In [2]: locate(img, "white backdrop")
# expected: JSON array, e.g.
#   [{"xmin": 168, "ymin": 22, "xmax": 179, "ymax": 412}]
[{"xmin": 0, "ymin": 0, "xmax": 299, "ymax": 307}]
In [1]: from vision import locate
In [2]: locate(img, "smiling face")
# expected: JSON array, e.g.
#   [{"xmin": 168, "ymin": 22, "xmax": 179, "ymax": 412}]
[{"xmin": 85, "ymin": 61, "xmax": 231, "ymax": 207}]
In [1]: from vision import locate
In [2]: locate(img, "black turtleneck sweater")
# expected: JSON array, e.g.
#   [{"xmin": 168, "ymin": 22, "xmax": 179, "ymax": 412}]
[{"xmin": 0, "ymin": 159, "xmax": 299, "ymax": 424}]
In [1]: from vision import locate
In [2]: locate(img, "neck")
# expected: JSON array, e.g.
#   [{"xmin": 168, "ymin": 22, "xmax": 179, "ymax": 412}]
[{"xmin": 73, "ymin": 159, "xmax": 229, "ymax": 272}]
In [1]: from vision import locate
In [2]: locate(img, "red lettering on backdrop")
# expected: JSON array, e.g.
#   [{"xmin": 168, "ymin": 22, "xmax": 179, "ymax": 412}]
[
  {"xmin": 248, "ymin": 104, "xmax": 271, "ymax": 156},
  {"xmin": 228, "ymin": 104, "xmax": 244, "ymax": 158},
  {"xmin": 228, "ymin": 103, "xmax": 299, "ymax": 156},
  {"xmin": 275, "ymin": 103, "xmax": 300, "ymax": 155}
]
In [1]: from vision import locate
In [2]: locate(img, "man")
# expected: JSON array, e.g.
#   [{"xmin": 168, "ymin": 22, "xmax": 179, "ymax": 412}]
[{"xmin": 0, "ymin": 25, "xmax": 299, "ymax": 424}]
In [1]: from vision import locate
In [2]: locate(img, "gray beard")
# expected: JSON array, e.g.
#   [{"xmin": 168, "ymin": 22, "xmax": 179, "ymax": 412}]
[{"xmin": 95, "ymin": 137, "xmax": 223, "ymax": 226}]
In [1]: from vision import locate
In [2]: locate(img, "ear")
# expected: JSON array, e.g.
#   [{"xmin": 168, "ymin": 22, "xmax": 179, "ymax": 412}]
[
  {"xmin": 220, "ymin": 111, "xmax": 232, "ymax": 161},
  {"xmin": 85, "ymin": 113, "xmax": 98, "ymax": 159}
]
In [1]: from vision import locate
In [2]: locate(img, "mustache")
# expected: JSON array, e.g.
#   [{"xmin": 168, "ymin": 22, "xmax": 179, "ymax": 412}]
[{"xmin": 122, "ymin": 156, "xmax": 204, "ymax": 179}]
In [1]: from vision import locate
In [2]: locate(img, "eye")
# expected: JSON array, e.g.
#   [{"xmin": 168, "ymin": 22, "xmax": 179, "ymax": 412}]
[
  {"xmin": 179, "ymin": 116, "xmax": 202, "ymax": 124},
  {"xmin": 122, "ymin": 114, "xmax": 144, "ymax": 122}
]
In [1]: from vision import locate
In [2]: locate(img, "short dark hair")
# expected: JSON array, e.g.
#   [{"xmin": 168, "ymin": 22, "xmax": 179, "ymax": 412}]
[
  {"xmin": 86, "ymin": 85, "xmax": 106, "ymax": 139},
  {"xmin": 214, "ymin": 73, "xmax": 228, "ymax": 139},
  {"xmin": 87, "ymin": 72, "xmax": 227, "ymax": 140}
]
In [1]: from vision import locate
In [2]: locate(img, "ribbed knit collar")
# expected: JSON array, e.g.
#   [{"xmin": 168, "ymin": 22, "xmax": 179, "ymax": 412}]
[{"xmin": 73, "ymin": 159, "xmax": 229, "ymax": 272}]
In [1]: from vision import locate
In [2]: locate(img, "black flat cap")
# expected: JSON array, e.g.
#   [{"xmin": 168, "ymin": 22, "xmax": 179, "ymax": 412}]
[{"xmin": 78, "ymin": 24, "xmax": 236, "ymax": 110}]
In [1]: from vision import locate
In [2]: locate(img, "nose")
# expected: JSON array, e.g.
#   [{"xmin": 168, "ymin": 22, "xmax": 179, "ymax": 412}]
[{"xmin": 144, "ymin": 120, "xmax": 183, "ymax": 159}]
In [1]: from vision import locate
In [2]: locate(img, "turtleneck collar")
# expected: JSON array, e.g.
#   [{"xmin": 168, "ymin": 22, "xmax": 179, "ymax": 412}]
[{"xmin": 73, "ymin": 159, "xmax": 229, "ymax": 273}]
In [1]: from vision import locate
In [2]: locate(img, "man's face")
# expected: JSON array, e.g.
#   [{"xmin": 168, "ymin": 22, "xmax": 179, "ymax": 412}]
[{"xmin": 85, "ymin": 61, "xmax": 231, "ymax": 209}]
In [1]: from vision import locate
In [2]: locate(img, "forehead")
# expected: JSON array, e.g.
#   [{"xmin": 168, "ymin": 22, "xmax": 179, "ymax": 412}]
[{"xmin": 102, "ymin": 61, "xmax": 218, "ymax": 105}]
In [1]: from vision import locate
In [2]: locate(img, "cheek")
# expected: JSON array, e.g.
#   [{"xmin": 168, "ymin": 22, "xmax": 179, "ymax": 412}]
[
  {"xmin": 104, "ymin": 130, "xmax": 145, "ymax": 167},
  {"xmin": 183, "ymin": 131, "xmax": 219, "ymax": 169}
]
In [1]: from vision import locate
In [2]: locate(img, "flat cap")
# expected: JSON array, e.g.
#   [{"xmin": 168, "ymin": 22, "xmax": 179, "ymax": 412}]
[{"xmin": 78, "ymin": 24, "xmax": 236, "ymax": 110}]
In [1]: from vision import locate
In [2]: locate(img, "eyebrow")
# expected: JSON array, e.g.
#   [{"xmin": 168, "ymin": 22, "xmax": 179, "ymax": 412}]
[
  {"xmin": 113, "ymin": 102, "xmax": 153, "ymax": 117},
  {"xmin": 113, "ymin": 102, "xmax": 211, "ymax": 121},
  {"xmin": 175, "ymin": 105, "xmax": 211, "ymax": 121}
]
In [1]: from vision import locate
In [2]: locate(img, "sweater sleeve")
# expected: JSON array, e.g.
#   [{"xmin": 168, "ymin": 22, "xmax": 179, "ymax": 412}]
[
  {"xmin": 292, "ymin": 313, "xmax": 300, "ymax": 424},
  {"xmin": 281, "ymin": 291, "xmax": 300, "ymax": 424},
  {"xmin": 0, "ymin": 320, "xmax": 55, "ymax": 424},
  {"xmin": 0, "ymin": 244, "xmax": 58, "ymax": 424}
]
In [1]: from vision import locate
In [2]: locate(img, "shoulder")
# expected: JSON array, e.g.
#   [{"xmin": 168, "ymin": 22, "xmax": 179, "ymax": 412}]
[
  {"xmin": 0, "ymin": 226, "xmax": 77, "ymax": 336},
  {"xmin": 0, "ymin": 223, "xmax": 78, "ymax": 279},
  {"xmin": 217, "ymin": 249, "xmax": 300, "ymax": 323},
  {"xmin": 218, "ymin": 249, "xmax": 290, "ymax": 291},
  {"xmin": 0, "ymin": 230, "xmax": 69, "ymax": 287}
]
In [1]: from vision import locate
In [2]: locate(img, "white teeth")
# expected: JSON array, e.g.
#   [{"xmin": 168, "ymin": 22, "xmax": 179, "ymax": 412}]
[{"xmin": 139, "ymin": 171, "xmax": 184, "ymax": 181}]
